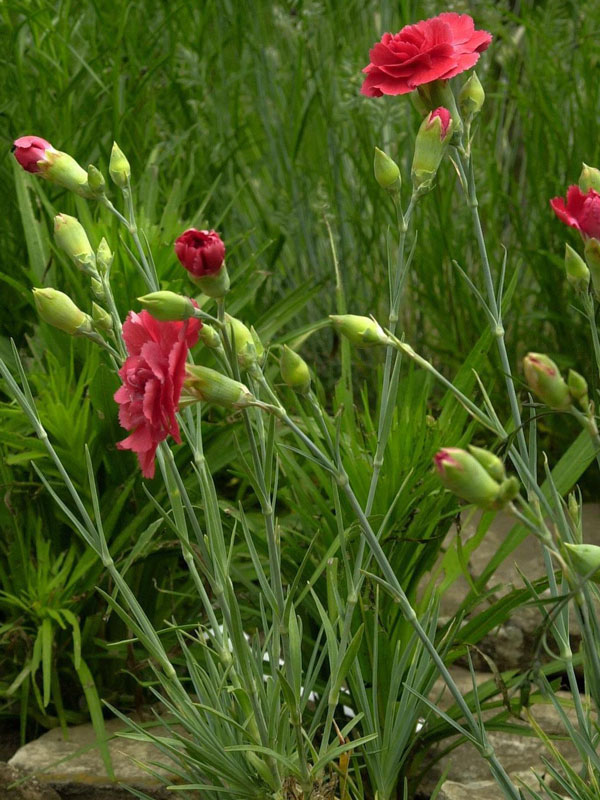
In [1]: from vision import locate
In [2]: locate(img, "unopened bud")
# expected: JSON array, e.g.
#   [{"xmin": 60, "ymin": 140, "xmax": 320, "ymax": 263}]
[
  {"xmin": 198, "ymin": 324, "xmax": 222, "ymax": 350},
  {"xmin": 37, "ymin": 150, "xmax": 91, "ymax": 197},
  {"xmin": 91, "ymin": 278, "xmax": 105, "ymax": 301},
  {"xmin": 329, "ymin": 314, "xmax": 388, "ymax": 347},
  {"xmin": 374, "ymin": 147, "xmax": 400, "ymax": 190},
  {"xmin": 54, "ymin": 214, "xmax": 96, "ymax": 273},
  {"xmin": 434, "ymin": 448, "xmax": 508, "ymax": 510},
  {"xmin": 467, "ymin": 445, "xmax": 505, "ymax": 482},
  {"xmin": 564, "ymin": 543, "xmax": 600, "ymax": 584},
  {"xmin": 33, "ymin": 288, "xmax": 92, "ymax": 335},
  {"xmin": 137, "ymin": 291, "xmax": 196, "ymax": 321},
  {"xmin": 96, "ymin": 238, "xmax": 113, "ymax": 275},
  {"xmin": 584, "ymin": 238, "xmax": 600, "ymax": 299},
  {"xmin": 564, "ymin": 244, "xmax": 590, "ymax": 293},
  {"xmin": 184, "ymin": 365, "xmax": 255, "ymax": 408},
  {"xmin": 225, "ymin": 314, "xmax": 259, "ymax": 369},
  {"xmin": 92, "ymin": 302, "xmax": 113, "ymax": 332},
  {"xmin": 280, "ymin": 346, "xmax": 311, "ymax": 393},
  {"xmin": 568, "ymin": 492, "xmax": 581, "ymax": 528},
  {"xmin": 87, "ymin": 164, "xmax": 106, "ymax": 196},
  {"xmin": 523, "ymin": 353, "xmax": 571, "ymax": 410},
  {"xmin": 411, "ymin": 107, "xmax": 453, "ymax": 194},
  {"xmin": 109, "ymin": 142, "xmax": 131, "ymax": 188},
  {"xmin": 579, "ymin": 163, "xmax": 600, "ymax": 194},
  {"xmin": 567, "ymin": 369, "xmax": 588, "ymax": 408},
  {"xmin": 458, "ymin": 72, "xmax": 485, "ymax": 118}
]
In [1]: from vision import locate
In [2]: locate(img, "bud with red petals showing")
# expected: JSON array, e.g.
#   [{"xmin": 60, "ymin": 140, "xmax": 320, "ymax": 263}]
[
  {"xmin": 411, "ymin": 107, "xmax": 453, "ymax": 194},
  {"xmin": 523, "ymin": 353, "xmax": 571, "ymax": 410},
  {"xmin": 175, "ymin": 228, "xmax": 229, "ymax": 297},
  {"xmin": 434, "ymin": 447, "xmax": 505, "ymax": 510}
]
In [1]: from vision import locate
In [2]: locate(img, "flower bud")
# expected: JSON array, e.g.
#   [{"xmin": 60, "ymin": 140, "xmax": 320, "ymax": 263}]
[
  {"xmin": 91, "ymin": 278, "xmax": 105, "ymax": 301},
  {"xmin": 137, "ymin": 291, "xmax": 196, "ymax": 321},
  {"xmin": 184, "ymin": 365, "xmax": 255, "ymax": 408},
  {"xmin": 584, "ymin": 237, "xmax": 600, "ymax": 299},
  {"xmin": 467, "ymin": 445, "xmax": 505, "ymax": 482},
  {"xmin": 411, "ymin": 107, "xmax": 453, "ymax": 194},
  {"xmin": 54, "ymin": 214, "xmax": 96, "ymax": 272},
  {"xmin": 579, "ymin": 163, "xmax": 600, "ymax": 194},
  {"xmin": 40, "ymin": 151, "xmax": 90, "ymax": 196},
  {"xmin": 567, "ymin": 369, "xmax": 588, "ymax": 408},
  {"xmin": 564, "ymin": 244, "xmax": 590, "ymax": 293},
  {"xmin": 225, "ymin": 314, "xmax": 259, "ymax": 369},
  {"xmin": 434, "ymin": 448, "xmax": 504, "ymax": 510},
  {"xmin": 567, "ymin": 492, "xmax": 581, "ymax": 529},
  {"xmin": 87, "ymin": 164, "xmax": 106, "ymax": 196},
  {"xmin": 280, "ymin": 345, "xmax": 311, "ymax": 394},
  {"xmin": 33, "ymin": 288, "xmax": 92, "ymax": 336},
  {"xmin": 13, "ymin": 136, "xmax": 54, "ymax": 173},
  {"xmin": 374, "ymin": 147, "xmax": 400, "ymax": 191},
  {"xmin": 564, "ymin": 543, "xmax": 600, "ymax": 583},
  {"xmin": 109, "ymin": 142, "xmax": 131, "ymax": 188},
  {"xmin": 96, "ymin": 238, "xmax": 114, "ymax": 275},
  {"xmin": 523, "ymin": 353, "xmax": 571, "ymax": 410},
  {"xmin": 92, "ymin": 302, "xmax": 113, "ymax": 332},
  {"xmin": 329, "ymin": 314, "xmax": 388, "ymax": 347},
  {"xmin": 198, "ymin": 323, "xmax": 222, "ymax": 350},
  {"xmin": 458, "ymin": 72, "xmax": 485, "ymax": 118}
]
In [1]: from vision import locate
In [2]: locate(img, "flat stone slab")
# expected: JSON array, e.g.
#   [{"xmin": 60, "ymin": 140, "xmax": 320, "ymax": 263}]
[{"xmin": 8, "ymin": 716, "xmax": 176, "ymax": 799}]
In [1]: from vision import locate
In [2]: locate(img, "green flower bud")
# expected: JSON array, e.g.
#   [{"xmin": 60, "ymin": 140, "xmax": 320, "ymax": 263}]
[
  {"xmin": 193, "ymin": 264, "xmax": 231, "ymax": 298},
  {"xmin": 579, "ymin": 163, "xmax": 600, "ymax": 194},
  {"xmin": 92, "ymin": 302, "xmax": 113, "ymax": 332},
  {"xmin": 90, "ymin": 278, "xmax": 105, "ymax": 301},
  {"xmin": 458, "ymin": 72, "xmax": 485, "ymax": 118},
  {"xmin": 411, "ymin": 107, "xmax": 453, "ymax": 194},
  {"xmin": 329, "ymin": 314, "xmax": 388, "ymax": 348},
  {"xmin": 584, "ymin": 237, "xmax": 600, "ymax": 299},
  {"xmin": 54, "ymin": 214, "xmax": 96, "ymax": 273},
  {"xmin": 225, "ymin": 314, "xmax": 259, "ymax": 369},
  {"xmin": 374, "ymin": 147, "xmax": 401, "ymax": 191},
  {"xmin": 567, "ymin": 369, "xmax": 588, "ymax": 409},
  {"xmin": 198, "ymin": 323, "xmax": 222, "ymax": 350},
  {"xmin": 496, "ymin": 476, "xmax": 520, "ymax": 505},
  {"xmin": 564, "ymin": 244, "xmax": 590, "ymax": 293},
  {"xmin": 567, "ymin": 493, "xmax": 581, "ymax": 533},
  {"xmin": 280, "ymin": 345, "xmax": 311, "ymax": 394},
  {"xmin": 434, "ymin": 448, "xmax": 504, "ymax": 510},
  {"xmin": 137, "ymin": 291, "xmax": 196, "ymax": 321},
  {"xmin": 564, "ymin": 543, "xmax": 600, "ymax": 583},
  {"xmin": 33, "ymin": 288, "xmax": 92, "ymax": 336},
  {"xmin": 467, "ymin": 445, "xmax": 506, "ymax": 482},
  {"xmin": 523, "ymin": 353, "xmax": 572, "ymax": 410},
  {"xmin": 87, "ymin": 164, "xmax": 106, "ymax": 196},
  {"xmin": 38, "ymin": 150, "xmax": 91, "ymax": 197},
  {"xmin": 109, "ymin": 141, "xmax": 131, "ymax": 188},
  {"xmin": 184, "ymin": 365, "xmax": 255, "ymax": 408},
  {"xmin": 96, "ymin": 238, "xmax": 114, "ymax": 275}
]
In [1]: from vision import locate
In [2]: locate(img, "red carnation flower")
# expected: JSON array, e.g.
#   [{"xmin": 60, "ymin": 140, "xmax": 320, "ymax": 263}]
[
  {"xmin": 114, "ymin": 310, "xmax": 201, "ymax": 478},
  {"xmin": 361, "ymin": 12, "xmax": 492, "ymax": 97},
  {"xmin": 174, "ymin": 229, "xmax": 226, "ymax": 278},
  {"xmin": 550, "ymin": 185, "xmax": 600, "ymax": 240},
  {"xmin": 12, "ymin": 135, "xmax": 55, "ymax": 173}
]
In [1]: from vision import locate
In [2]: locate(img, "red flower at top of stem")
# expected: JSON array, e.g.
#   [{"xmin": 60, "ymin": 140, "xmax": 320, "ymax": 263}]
[
  {"xmin": 114, "ymin": 310, "xmax": 201, "ymax": 479},
  {"xmin": 361, "ymin": 12, "xmax": 492, "ymax": 97},
  {"xmin": 174, "ymin": 229, "xmax": 226, "ymax": 278},
  {"xmin": 550, "ymin": 185, "xmax": 600, "ymax": 240}
]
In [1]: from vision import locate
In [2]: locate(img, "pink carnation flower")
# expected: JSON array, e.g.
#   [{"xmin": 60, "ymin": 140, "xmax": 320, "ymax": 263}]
[
  {"xmin": 114, "ymin": 310, "xmax": 200, "ymax": 478},
  {"xmin": 550, "ymin": 185, "xmax": 600, "ymax": 240},
  {"xmin": 361, "ymin": 12, "xmax": 492, "ymax": 97}
]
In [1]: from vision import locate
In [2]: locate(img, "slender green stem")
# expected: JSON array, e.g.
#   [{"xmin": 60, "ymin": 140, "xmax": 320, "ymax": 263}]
[
  {"xmin": 453, "ymin": 150, "xmax": 528, "ymax": 462},
  {"xmin": 582, "ymin": 293, "xmax": 600, "ymax": 377}
]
